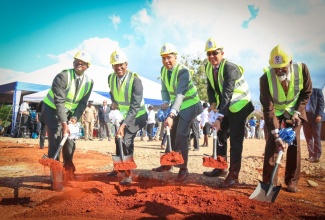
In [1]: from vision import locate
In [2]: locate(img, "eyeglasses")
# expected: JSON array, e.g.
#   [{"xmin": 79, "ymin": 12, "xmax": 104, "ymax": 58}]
[
  {"xmin": 74, "ymin": 59, "xmax": 88, "ymax": 67},
  {"xmin": 206, "ymin": 51, "xmax": 220, "ymax": 56}
]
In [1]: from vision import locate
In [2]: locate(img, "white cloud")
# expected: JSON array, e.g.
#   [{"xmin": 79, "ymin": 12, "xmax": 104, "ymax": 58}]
[
  {"xmin": 27, "ymin": 0, "xmax": 325, "ymax": 102},
  {"xmin": 109, "ymin": 14, "xmax": 121, "ymax": 29},
  {"xmin": 0, "ymin": 68, "xmax": 27, "ymax": 84}
]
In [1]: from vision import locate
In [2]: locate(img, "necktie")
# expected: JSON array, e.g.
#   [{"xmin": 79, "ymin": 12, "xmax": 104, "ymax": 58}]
[
  {"xmin": 104, "ymin": 106, "xmax": 106, "ymax": 112},
  {"xmin": 75, "ymin": 78, "xmax": 80, "ymax": 93},
  {"xmin": 117, "ymin": 78, "xmax": 122, "ymax": 91},
  {"xmin": 73, "ymin": 78, "xmax": 80, "ymax": 101},
  {"xmin": 213, "ymin": 66, "xmax": 219, "ymax": 81},
  {"xmin": 167, "ymin": 70, "xmax": 172, "ymax": 83},
  {"xmin": 281, "ymin": 80, "xmax": 288, "ymax": 95}
]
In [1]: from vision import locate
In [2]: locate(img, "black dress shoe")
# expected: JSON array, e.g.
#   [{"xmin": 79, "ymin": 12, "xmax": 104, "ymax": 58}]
[
  {"xmin": 218, "ymin": 171, "xmax": 239, "ymax": 188},
  {"xmin": 175, "ymin": 168, "xmax": 189, "ymax": 182},
  {"xmin": 152, "ymin": 165, "xmax": 172, "ymax": 172},
  {"xmin": 107, "ymin": 170, "xmax": 118, "ymax": 176},
  {"xmin": 203, "ymin": 169, "xmax": 228, "ymax": 177}
]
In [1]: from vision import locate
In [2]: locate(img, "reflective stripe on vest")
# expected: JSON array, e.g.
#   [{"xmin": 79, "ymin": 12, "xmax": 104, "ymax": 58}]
[
  {"xmin": 43, "ymin": 69, "xmax": 92, "ymax": 113},
  {"xmin": 205, "ymin": 60, "xmax": 251, "ymax": 113},
  {"xmin": 265, "ymin": 63, "xmax": 303, "ymax": 116},
  {"xmin": 108, "ymin": 71, "xmax": 146, "ymax": 119},
  {"xmin": 161, "ymin": 63, "xmax": 200, "ymax": 110}
]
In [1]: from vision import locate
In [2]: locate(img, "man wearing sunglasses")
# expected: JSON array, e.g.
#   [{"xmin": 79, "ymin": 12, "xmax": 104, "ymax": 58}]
[
  {"xmin": 260, "ymin": 45, "xmax": 312, "ymax": 193},
  {"xmin": 203, "ymin": 37, "xmax": 254, "ymax": 188}
]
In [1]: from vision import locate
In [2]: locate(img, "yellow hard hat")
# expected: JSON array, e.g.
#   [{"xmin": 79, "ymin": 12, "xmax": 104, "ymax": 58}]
[
  {"xmin": 110, "ymin": 50, "xmax": 128, "ymax": 65},
  {"xmin": 205, "ymin": 37, "xmax": 223, "ymax": 52},
  {"xmin": 269, "ymin": 44, "xmax": 293, "ymax": 68},
  {"xmin": 74, "ymin": 51, "xmax": 91, "ymax": 66},
  {"xmin": 160, "ymin": 43, "xmax": 178, "ymax": 56}
]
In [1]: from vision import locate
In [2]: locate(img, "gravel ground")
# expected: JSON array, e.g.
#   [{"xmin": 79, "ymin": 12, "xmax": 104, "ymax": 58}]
[{"xmin": 5, "ymin": 135, "xmax": 325, "ymax": 187}]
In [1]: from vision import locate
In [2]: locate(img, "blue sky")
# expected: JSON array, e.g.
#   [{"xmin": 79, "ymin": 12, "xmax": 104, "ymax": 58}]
[{"xmin": 1, "ymin": 0, "xmax": 325, "ymax": 102}]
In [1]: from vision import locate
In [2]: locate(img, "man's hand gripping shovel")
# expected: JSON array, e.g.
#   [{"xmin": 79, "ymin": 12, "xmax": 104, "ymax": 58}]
[
  {"xmin": 250, "ymin": 121, "xmax": 296, "ymax": 203},
  {"xmin": 112, "ymin": 135, "xmax": 137, "ymax": 171}
]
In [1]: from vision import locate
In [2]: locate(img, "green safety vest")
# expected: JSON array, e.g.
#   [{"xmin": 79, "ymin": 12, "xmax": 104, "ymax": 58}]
[
  {"xmin": 108, "ymin": 71, "xmax": 146, "ymax": 119},
  {"xmin": 264, "ymin": 63, "xmax": 303, "ymax": 116},
  {"xmin": 205, "ymin": 60, "xmax": 251, "ymax": 113},
  {"xmin": 161, "ymin": 63, "xmax": 200, "ymax": 110},
  {"xmin": 43, "ymin": 69, "xmax": 92, "ymax": 113}
]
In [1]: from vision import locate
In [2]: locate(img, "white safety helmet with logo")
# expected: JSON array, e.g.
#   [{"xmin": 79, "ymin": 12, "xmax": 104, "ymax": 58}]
[
  {"xmin": 205, "ymin": 37, "xmax": 224, "ymax": 52},
  {"xmin": 110, "ymin": 50, "xmax": 128, "ymax": 65},
  {"xmin": 160, "ymin": 43, "xmax": 178, "ymax": 56},
  {"xmin": 74, "ymin": 51, "xmax": 91, "ymax": 66}
]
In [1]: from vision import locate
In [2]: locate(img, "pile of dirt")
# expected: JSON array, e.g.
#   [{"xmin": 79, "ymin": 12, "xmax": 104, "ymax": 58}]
[{"xmin": 0, "ymin": 137, "xmax": 324, "ymax": 219}]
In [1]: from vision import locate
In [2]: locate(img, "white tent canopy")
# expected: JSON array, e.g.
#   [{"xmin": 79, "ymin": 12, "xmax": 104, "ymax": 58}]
[
  {"xmin": 23, "ymin": 89, "xmax": 111, "ymax": 105},
  {"xmin": 3, "ymin": 61, "xmax": 162, "ymax": 102}
]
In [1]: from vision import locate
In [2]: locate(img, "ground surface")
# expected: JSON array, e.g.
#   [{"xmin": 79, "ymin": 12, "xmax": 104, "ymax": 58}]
[{"xmin": 0, "ymin": 136, "xmax": 324, "ymax": 220}]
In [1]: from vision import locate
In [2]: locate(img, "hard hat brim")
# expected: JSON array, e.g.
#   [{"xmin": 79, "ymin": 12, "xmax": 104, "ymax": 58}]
[
  {"xmin": 205, "ymin": 47, "xmax": 224, "ymax": 52},
  {"xmin": 160, "ymin": 52, "xmax": 177, "ymax": 56},
  {"xmin": 269, "ymin": 61, "xmax": 290, "ymax": 68}
]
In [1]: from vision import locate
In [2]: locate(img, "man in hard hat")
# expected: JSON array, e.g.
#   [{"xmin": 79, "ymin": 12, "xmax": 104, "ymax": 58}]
[
  {"xmin": 260, "ymin": 44, "xmax": 312, "ymax": 192},
  {"xmin": 106, "ymin": 49, "xmax": 147, "ymax": 185},
  {"xmin": 42, "ymin": 51, "xmax": 93, "ymax": 190},
  {"xmin": 151, "ymin": 43, "xmax": 202, "ymax": 182},
  {"xmin": 203, "ymin": 37, "xmax": 254, "ymax": 188}
]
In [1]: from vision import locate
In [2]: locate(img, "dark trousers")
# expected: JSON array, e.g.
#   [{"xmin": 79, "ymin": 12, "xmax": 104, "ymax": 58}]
[
  {"xmin": 146, "ymin": 123, "xmax": 155, "ymax": 140},
  {"xmin": 188, "ymin": 120, "xmax": 200, "ymax": 149},
  {"xmin": 217, "ymin": 102, "xmax": 254, "ymax": 173},
  {"xmin": 169, "ymin": 115, "xmax": 193, "ymax": 168},
  {"xmin": 100, "ymin": 121, "xmax": 111, "ymax": 139},
  {"xmin": 115, "ymin": 127, "xmax": 137, "ymax": 156},
  {"xmin": 303, "ymin": 113, "xmax": 322, "ymax": 159},
  {"xmin": 42, "ymin": 104, "xmax": 76, "ymax": 170},
  {"xmin": 39, "ymin": 122, "xmax": 47, "ymax": 147},
  {"xmin": 263, "ymin": 118, "xmax": 302, "ymax": 186}
]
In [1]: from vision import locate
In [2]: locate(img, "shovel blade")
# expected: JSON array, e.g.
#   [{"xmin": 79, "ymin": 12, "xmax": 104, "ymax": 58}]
[
  {"xmin": 112, "ymin": 155, "xmax": 122, "ymax": 163},
  {"xmin": 112, "ymin": 154, "xmax": 133, "ymax": 163},
  {"xmin": 249, "ymin": 181, "xmax": 282, "ymax": 203}
]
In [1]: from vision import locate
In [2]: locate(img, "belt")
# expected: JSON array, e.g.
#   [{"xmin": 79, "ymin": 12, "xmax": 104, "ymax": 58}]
[{"xmin": 306, "ymin": 112, "xmax": 313, "ymax": 114}]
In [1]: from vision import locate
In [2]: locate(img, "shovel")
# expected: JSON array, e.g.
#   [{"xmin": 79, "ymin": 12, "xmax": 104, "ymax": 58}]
[
  {"xmin": 202, "ymin": 128, "xmax": 228, "ymax": 169},
  {"xmin": 112, "ymin": 136, "xmax": 137, "ymax": 171},
  {"xmin": 39, "ymin": 134, "xmax": 68, "ymax": 170},
  {"xmin": 160, "ymin": 126, "xmax": 184, "ymax": 166},
  {"xmin": 249, "ymin": 150, "xmax": 283, "ymax": 203},
  {"xmin": 38, "ymin": 134, "xmax": 68, "ymax": 191}
]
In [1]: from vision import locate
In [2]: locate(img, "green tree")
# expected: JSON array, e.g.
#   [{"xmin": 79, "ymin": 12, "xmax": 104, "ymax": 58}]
[
  {"xmin": 180, "ymin": 54, "xmax": 208, "ymax": 102},
  {"xmin": 0, "ymin": 104, "xmax": 12, "ymax": 128}
]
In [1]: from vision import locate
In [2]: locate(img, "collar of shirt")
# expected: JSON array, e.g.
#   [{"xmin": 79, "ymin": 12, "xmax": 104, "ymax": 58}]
[
  {"xmin": 118, "ymin": 72, "xmax": 128, "ymax": 82},
  {"xmin": 74, "ymin": 73, "xmax": 83, "ymax": 80},
  {"xmin": 286, "ymin": 71, "xmax": 291, "ymax": 82},
  {"xmin": 214, "ymin": 64, "xmax": 221, "ymax": 69}
]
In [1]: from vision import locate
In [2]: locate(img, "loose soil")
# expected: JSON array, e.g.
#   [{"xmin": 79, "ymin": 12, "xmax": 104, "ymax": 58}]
[{"xmin": 0, "ymin": 136, "xmax": 324, "ymax": 220}]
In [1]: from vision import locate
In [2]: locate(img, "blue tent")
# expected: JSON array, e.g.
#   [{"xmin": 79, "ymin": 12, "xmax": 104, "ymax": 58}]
[{"xmin": 0, "ymin": 63, "xmax": 163, "ymax": 135}]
